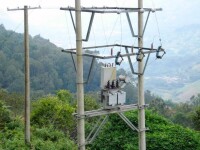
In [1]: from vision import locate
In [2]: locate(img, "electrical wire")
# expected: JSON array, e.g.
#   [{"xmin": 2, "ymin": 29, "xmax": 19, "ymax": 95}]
[{"xmin": 151, "ymin": 0, "xmax": 162, "ymax": 46}]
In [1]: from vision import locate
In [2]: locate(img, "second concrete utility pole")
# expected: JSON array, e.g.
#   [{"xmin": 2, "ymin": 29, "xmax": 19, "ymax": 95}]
[
  {"xmin": 75, "ymin": 0, "xmax": 86, "ymax": 150},
  {"xmin": 7, "ymin": 5, "xmax": 40, "ymax": 145}
]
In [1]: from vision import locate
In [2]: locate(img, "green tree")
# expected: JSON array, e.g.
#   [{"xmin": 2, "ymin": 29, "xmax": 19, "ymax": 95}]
[
  {"xmin": 89, "ymin": 110, "xmax": 200, "ymax": 150},
  {"xmin": 0, "ymin": 89, "xmax": 24, "ymax": 116},
  {"xmin": 190, "ymin": 94, "xmax": 200, "ymax": 107},
  {"xmin": 0, "ymin": 116, "xmax": 77, "ymax": 150},
  {"xmin": 172, "ymin": 112, "xmax": 193, "ymax": 127},
  {"xmin": 31, "ymin": 96, "xmax": 75, "ymax": 133},
  {"xmin": 192, "ymin": 107, "xmax": 200, "ymax": 130},
  {"xmin": 172, "ymin": 102, "xmax": 193, "ymax": 127},
  {"xmin": 149, "ymin": 97, "xmax": 173, "ymax": 118},
  {"xmin": 0, "ymin": 100, "xmax": 12, "ymax": 130},
  {"xmin": 84, "ymin": 94, "xmax": 100, "ymax": 111},
  {"xmin": 56, "ymin": 89, "xmax": 74, "ymax": 104}
]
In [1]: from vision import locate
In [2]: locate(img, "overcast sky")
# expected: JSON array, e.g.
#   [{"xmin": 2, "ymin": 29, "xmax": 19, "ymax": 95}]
[{"xmin": 0, "ymin": 0, "xmax": 200, "ymax": 49}]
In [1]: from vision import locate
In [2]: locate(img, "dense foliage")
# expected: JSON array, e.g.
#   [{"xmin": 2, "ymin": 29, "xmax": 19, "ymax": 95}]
[
  {"xmin": 0, "ymin": 90, "xmax": 77, "ymax": 150},
  {"xmin": 0, "ymin": 89, "xmax": 24, "ymax": 116},
  {"xmin": 89, "ymin": 110, "xmax": 200, "ymax": 150},
  {"xmin": 0, "ymin": 118, "xmax": 77, "ymax": 150},
  {"xmin": 0, "ymin": 24, "xmax": 101, "ymax": 96},
  {"xmin": 192, "ymin": 106, "xmax": 200, "ymax": 130},
  {"xmin": 0, "ymin": 100, "xmax": 11, "ymax": 129},
  {"xmin": 31, "ymin": 96, "xmax": 75, "ymax": 132},
  {"xmin": 1, "ymin": 89, "xmax": 200, "ymax": 149},
  {"xmin": 149, "ymin": 93, "xmax": 200, "ymax": 130}
]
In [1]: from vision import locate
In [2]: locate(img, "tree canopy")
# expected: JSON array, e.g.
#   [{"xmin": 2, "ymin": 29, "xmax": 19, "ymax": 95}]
[{"xmin": 89, "ymin": 110, "xmax": 200, "ymax": 150}]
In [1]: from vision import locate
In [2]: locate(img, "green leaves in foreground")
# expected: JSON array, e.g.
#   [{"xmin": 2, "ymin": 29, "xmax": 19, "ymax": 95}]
[
  {"xmin": 0, "ymin": 90, "xmax": 77, "ymax": 150},
  {"xmin": 89, "ymin": 110, "xmax": 200, "ymax": 150},
  {"xmin": 0, "ymin": 119, "xmax": 77, "ymax": 150},
  {"xmin": 31, "ymin": 95, "xmax": 75, "ymax": 133}
]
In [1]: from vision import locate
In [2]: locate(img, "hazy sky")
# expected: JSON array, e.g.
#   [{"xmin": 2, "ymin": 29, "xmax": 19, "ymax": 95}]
[{"xmin": 0, "ymin": 0, "xmax": 200, "ymax": 49}]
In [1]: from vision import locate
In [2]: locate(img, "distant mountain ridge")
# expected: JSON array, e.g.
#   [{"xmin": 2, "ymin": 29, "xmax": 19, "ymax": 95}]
[
  {"xmin": 0, "ymin": 24, "xmax": 101, "ymax": 96},
  {"xmin": 144, "ymin": 24, "xmax": 200, "ymax": 102},
  {"xmin": 0, "ymin": 23, "xmax": 199, "ymax": 102}
]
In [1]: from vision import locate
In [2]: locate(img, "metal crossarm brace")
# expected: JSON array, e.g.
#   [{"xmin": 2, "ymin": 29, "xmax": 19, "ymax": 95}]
[
  {"xmin": 62, "ymin": 44, "xmax": 165, "ymax": 76},
  {"xmin": 83, "ymin": 12, "xmax": 95, "ymax": 41},
  {"xmin": 69, "ymin": 10, "xmax": 76, "ymax": 32},
  {"xmin": 141, "ymin": 52, "xmax": 150, "ymax": 75},
  {"xmin": 86, "ymin": 116, "xmax": 108, "ymax": 145},
  {"xmin": 66, "ymin": 9, "xmax": 95, "ymax": 42},
  {"xmin": 62, "ymin": 44, "xmax": 159, "ymax": 51},
  {"xmin": 126, "ymin": 10, "xmax": 151, "ymax": 38},
  {"xmin": 62, "ymin": 48, "xmax": 159, "ymax": 59},
  {"xmin": 61, "ymin": 7, "xmax": 162, "ymax": 41},
  {"xmin": 70, "ymin": 53, "xmax": 76, "ymax": 72},
  {"xmin": 69, "ymin": 53, "xmax": 96, "ymax": 84},
  {"xmin": 85, "ymin": 57, "xmax": 95, "ymax": 84},
  {"xmin": 139, "ymin": 128, "xmax": 149, "ymax": 132},
  {"xmin": 142, "ymin": 11, "xmax": 151, "ymax": 37},
  {"xmin": 126, "ymin": 12, "xmax": 138, "ymax": 38},
  {"xmin": 124, "ymin": 46, "xmax": 151, "ymax": 75},
  {"xmin": 73, "ymin": 104, "xmax": 138, "ymax": 118},
  {"xmin": 125, "ymin": 47, "xmax": 135, "ymax": 74},
  {"xmin": 118, "ymin": 113, "xmax": 139, "ymax": 132},
  {"xmin": 61, "ymin": 7, "xmax": 162, "ymax": 13}
]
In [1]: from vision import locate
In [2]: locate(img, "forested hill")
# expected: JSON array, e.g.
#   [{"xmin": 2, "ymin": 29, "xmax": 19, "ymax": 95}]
[{"xmin": 0, "ymin": 24, "xmax": 101, "ymax": 96}]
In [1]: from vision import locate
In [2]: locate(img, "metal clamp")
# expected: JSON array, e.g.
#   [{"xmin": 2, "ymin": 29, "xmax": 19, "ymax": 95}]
[
  {"xmin": 138, "ymin": 104, "xmax": 149, "ymax": 110},
  {"xmin": 73, "ymin": 113, "xmax": 87, "ymax": 119},
  {"xmin": 139, "ymin": 127, "xmax": 149, "ymax": 132},
  {"xmin": 136, "ymin": 49, "xmax": 145, "ymax": 62}
]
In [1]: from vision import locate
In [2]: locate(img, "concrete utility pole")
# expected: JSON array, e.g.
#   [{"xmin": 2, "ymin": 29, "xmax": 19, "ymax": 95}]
[
  {"xmin": 75, "ymin": 0, "xmax": 85, "ymax": 149},
  {"xmin": 138, "ymin": 0, "xmax": 146, "ymax": 149},
  {"xmin": 7, "ymin": 5, "xmax": 40, "ymax": 145},
  {"xmin": 24, "ymin": 5, "xmax": 30, "ymax": 144}
]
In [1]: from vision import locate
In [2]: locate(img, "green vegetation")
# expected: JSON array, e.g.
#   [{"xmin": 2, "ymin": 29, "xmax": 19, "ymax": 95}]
[
  {"xmin": 1, "ymin": 89, "xmax": 200, "ymax": 150},
  {"xmin": 0, "ymin": 24, "xmax": 101, "ymax": 96},
  {"xmin": 149, "ymin": 94, "xmax": 200, "ymax": 130},
  {"xmin": 0, "ymin": 100, "xmax": 11, "ymax": 129},
  {"xmin": 0, "ymin": 90, "xmax": 77, "ymax": 150},
  {"xmin": 0, "ymin": 119, "xmax": 77, "ymax": 150},
  {"xmin": 1, "ymin": 24, "xmax": 200, "ymax": 149},
  {"xmin": 89, "ymin": 110, "xmax": 200, "ymax": 150},
  {"xmin": 31, "ymin": 95, "xmax": 75, "ymax": 133}
]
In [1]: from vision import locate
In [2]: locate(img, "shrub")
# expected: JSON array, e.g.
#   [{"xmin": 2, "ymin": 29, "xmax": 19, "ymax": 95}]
[{"xmin": 89, "ymin": 110, "xmax": 200, "ymax": 150}]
